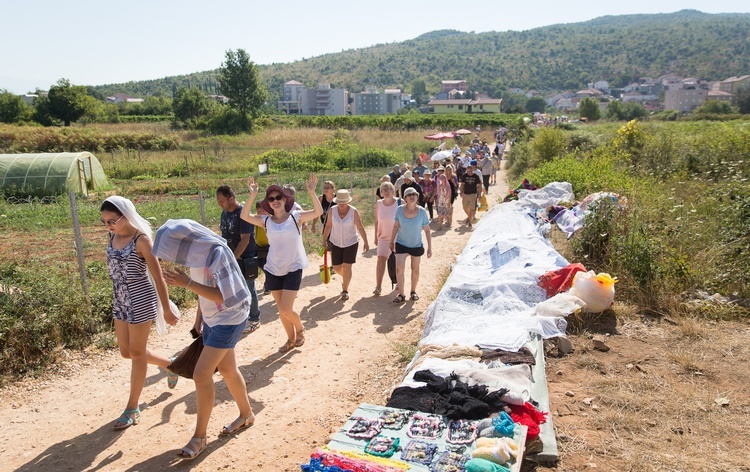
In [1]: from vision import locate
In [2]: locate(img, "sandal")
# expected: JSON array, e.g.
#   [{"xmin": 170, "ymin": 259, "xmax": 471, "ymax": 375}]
[
  {"xmin": 177, "ymin": 437, "xmax": 207, "ymax": 460},
  {"xmin": 167, "ymin": 356, "xmax": 178, "ymax": 389},
  {"xmin": 393, "ymin": 294, "xmax": 406, "ymax": 303},
  {"xmin": 243, "ymin": 320, "xmax": 261, "ymax": 334},
  {"xmin": 219, "ymin": 413, "xmax": 255, "ymax": 436},
  {"xmin": 113, "ymin": 408, "xmax": 140, "ymax": 430},
  {"xmin": 340, "ymin": 291, "xmax": 349, "ymax": 301},
  {"xmin": 373, "ymin": 287, "xmax": 382, "ymax": 296},
  {"xmin": 278, "ymin": 340, "xmax": 296, "ymax": 353},
  {"xmin": 410, "ymin": 292, "xmax": 420, "ymax": 301},
  {"xmin": 294, "ymin": 329, "xmax": 306, "ymax": 347}
]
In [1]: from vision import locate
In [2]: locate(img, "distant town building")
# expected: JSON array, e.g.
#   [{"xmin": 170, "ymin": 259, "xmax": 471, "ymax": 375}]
[
  {"xmin": 277, "ymin": 81, "xmax": 347, "ymax": 115},
  {"xmin": 300, "ymin": 83, "xmax": 348, "ymax": 116},
  {"xmin": 278, "ymin": 80, "xmax": 304, "ymax": 114},
  {"xmin": 427, "ymin": 98, "xmax": 502, "ymax": 114},
  {"xmin": 718, "ymin": 75, "xmax": 750, "ymax": 96},
  {"xmin": 105, "ymin": 93, "xmax": 133, "ymax": 104},
  {"xmin": 20, "ymin": 94, "xmax": 39, "ymax": 105},
  {"xmin": 588, "ymin": 81, "xmax": 611, "ymax": 94},
  {"xmin": 351, "ymin": 86, "xmax": 404, "ymax": 115},
  {"xmin": 664, "ymin": 80, "xmax": 709, "ymax": 113},
  {"xmin": 441, "ymin": 80, "xmax": 467, "ymax": 93}
]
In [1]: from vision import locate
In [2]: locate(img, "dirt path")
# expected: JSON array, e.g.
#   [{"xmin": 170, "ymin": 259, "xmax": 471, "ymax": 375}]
[{"xmin": 0, "ymin": 169, "xmax": 509, "ymax": 471}]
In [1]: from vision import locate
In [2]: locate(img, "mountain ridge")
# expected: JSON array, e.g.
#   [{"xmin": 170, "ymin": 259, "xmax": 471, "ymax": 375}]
[{"xmin": 93, "ymin": 10, "xmax": 750, "ymax": 100}]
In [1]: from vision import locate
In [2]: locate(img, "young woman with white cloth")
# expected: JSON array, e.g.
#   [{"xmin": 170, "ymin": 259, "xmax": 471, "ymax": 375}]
[
  {"xmin": 154, "ymin": 219, "xmax": 255, "ymax": 460},
  {"xmin": 99, "ymin": 196, "xmax": 180, "ymax": 430}
]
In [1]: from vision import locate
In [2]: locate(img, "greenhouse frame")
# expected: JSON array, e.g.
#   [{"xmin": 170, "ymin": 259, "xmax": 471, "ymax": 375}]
[{"xmin": 0, "ymin": 152, "xmax": 109, "ymax": 197}]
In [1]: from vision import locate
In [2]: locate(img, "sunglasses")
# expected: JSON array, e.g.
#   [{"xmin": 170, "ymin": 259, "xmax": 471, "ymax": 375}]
[
  {"xmin": 100, "ymin": 215, "xmax": 124, "ymax": 226},
  {"xmin": 267, "ymin": 194, "xmax": 284, "ymax": 202}
]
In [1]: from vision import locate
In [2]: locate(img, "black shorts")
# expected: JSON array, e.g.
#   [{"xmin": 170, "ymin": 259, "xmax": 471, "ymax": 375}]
[
  {"xmin": 330, "ymin": 242, "xmax": 359, "ymax": 265},
  {"xmin": 264, "ymin": 268, "xmax": 303, "ymax": 292},
  {"xmin": 395, "ymin": 242, "xmax": 425, "ymax": 257}
]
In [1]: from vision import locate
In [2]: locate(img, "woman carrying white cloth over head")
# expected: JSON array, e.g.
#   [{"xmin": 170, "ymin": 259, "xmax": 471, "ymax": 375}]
[{"xmin": 154, "ymin": 219, "xmax": 254, "ymax": 460}]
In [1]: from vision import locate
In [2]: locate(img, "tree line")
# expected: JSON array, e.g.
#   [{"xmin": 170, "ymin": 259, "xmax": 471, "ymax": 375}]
[{"xmin": 0, "ymin": 49, "xmax": 266, "ymax": 134}]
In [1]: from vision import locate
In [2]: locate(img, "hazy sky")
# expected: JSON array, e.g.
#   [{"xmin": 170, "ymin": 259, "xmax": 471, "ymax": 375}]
[{"xmin": 2, "ymin": 0, "xmax": 748, "ymax": 94}]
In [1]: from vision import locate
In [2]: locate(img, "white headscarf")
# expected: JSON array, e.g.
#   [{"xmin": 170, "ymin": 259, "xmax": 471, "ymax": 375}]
[{"xmin": 104, "ymin": 196, "xmax": 178, "ymax": 334}]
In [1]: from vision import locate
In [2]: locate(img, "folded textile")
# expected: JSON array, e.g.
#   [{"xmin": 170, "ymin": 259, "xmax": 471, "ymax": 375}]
[
  {"xmin": 387, "ymin": 370, "xmax": 507, "ymax": 420},
  {"xmin": 453, "ymin": 364, "xmax": 532, "ymax": 406},
  {"xmin": 400, "ymin": 357, "xmax": 532, "ymax": 406},
  {"xmin": 479, "ymin": 347, "xmax": 535, "ymax": 366}
]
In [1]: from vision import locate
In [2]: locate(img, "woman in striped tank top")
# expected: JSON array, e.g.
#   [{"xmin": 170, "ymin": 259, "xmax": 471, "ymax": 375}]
[{"xmin": 101, "ymin": 197, "xmax": 180, "ymax": 430}]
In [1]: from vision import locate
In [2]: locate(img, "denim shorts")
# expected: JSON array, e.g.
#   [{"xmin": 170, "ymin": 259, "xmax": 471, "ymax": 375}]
[
  {"xmin": 264, "ymin": 268, "xmax": 303, "ymax": 291},
  {"xmin": 202, "ymin": 320, "xmax": 246, "ymax": 349}
]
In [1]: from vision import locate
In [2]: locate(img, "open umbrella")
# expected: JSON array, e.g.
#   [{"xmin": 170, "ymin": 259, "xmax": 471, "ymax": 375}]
[
  {"xmin": 454, "ymin": 129, "xmax": 472, "ymax": 135},
  {"xmin": 424, "ymin": 133, "xmax": 443, "ymax": 140},
  {"xmin": 430, "ymin": 150, "xmax": 453, "ymax": 161}
]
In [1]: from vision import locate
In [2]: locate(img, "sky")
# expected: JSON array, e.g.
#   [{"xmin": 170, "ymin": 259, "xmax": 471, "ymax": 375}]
[{"xmin": 2, "ymin": 0, "xmax": 749, "ymax": 94}]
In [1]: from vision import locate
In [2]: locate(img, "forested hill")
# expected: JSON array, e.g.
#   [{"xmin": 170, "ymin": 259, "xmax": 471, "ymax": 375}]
[{"xmin": 94, "ymin": 10, "xmax": 750, "ymax": 99}]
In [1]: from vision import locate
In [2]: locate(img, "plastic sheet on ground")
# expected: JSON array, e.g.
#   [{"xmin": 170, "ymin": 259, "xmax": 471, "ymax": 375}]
[{"xmin": 421, "ymin": 182, "xmax": 575, "ymax": 351}]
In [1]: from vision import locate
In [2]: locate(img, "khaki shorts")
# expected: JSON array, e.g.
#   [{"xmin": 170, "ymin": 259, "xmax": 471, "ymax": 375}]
[{"xmin": 462, "ymin": 193, "xmax": 478, "ymax": 214}]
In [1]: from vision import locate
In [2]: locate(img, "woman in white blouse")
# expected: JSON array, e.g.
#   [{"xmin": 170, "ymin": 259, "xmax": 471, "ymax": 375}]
[
  {"xmin": 321, "ymin": 189, "xmax": 369, "ymax": 301},
  {"xmin": 241, "ymin": 174, "xmax": 323, "ymax": 353}
]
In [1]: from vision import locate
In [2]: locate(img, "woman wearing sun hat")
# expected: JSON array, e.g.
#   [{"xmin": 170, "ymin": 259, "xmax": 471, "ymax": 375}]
[
  {"xmin": 321, "ymin": 189, "xmax": 369, "ymax": 301},
  {"xmin": 240, "ymin": 174, "xmax": 323, "ymax": 352},
  {"xmin": 390, "ymin": 187, "xmax": 432, "ymax": 303}
]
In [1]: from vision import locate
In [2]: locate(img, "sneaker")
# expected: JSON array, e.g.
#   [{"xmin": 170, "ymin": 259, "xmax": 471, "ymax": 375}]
[{"xmin": 243, "ymin": 321, "xmax": 260, "ymax": 334}]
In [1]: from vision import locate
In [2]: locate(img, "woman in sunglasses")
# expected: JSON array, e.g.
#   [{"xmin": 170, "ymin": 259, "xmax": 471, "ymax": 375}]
[
  {"xmin": 241, "ymin": 174, "xmax": 323, "ymax": 352},
  {"xmin": 99, "ymin": 196, "xmax": 180, "ymax": 430}
]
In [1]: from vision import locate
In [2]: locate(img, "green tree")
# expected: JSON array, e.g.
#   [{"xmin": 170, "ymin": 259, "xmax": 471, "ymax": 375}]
[
  {"xmin": 525, "ymin": 96, "xmax": 546, "ymax": 113},
  {"xmin": 32, "ymin": 94, "xmax": 56, "ymax": 126},
  {"xmin": 218, "ymin": 49, "xmax": 267, "ymax": 132},
  {"xmin": 410, "ymin": 79, "xmax": 427, "ymax": 105},
  {"xmin": 623, "ymin": 102, "xmax": 649, "ymax": 120},
  {"xmin": 173, "ymin": 87, "xmax": 212, "ymax": 124},
  {"xmin": 579, "ymin": 97, "xmax": 601, "ymax": 121},
  {"xmin": 0, "ymin": 89, "xmax": 31, "ymax": 123},
  {"xmin": 605, "ymin": 100, "xmax": 625, "ymax": 120},
  {"xmin": 694, "ymin": 100, "xmax": 736, "ymax": 114},
  {"xmin": 47, "ymin": 79, "xmax": 96, "ymax": 126}
]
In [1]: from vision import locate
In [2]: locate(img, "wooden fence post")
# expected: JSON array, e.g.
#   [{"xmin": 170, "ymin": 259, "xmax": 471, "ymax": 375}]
[
  {"xmin": 199, "ymin": 191, "xmax": 206, "ymax": 226},
  {"xmin": 68, "ymin": 191, "xmax": 90, "ymax": 299}
]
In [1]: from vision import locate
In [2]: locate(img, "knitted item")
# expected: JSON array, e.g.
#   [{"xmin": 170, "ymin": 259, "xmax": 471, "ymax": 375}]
[
  {"xmin": 379, "ymin": 409, "xmax": 409, "ymax": 430},
  {"xmin": 406, "ymin": 414, "xmax": 444, "ymax": 440},
  {"xmin": 431, "ymin": 451, "xmax": 468, "ymax": 472},
  {"xmin": 346, "ymin": 417, "xmax": 384, "ymax": 440},
  {"xmin": 465, "ymin": 458, "xmax": 512, "ymax": 472},
  {"xmin": 446, "ymin": 419, "xmax": 479, "ymax": 444},
  {"xmin": 477, "ymin": 412, "xmax": 514, "ymax": 438},
  {"xmin": 471, "ymin": 437, "xmax": 518, "ymax": 466},
  {"xmin": 400, "ymin": 440, "xmax": 439, "ymax": 465},
  {"xmin": 365, "ymin": 436, "xmax": 400, "ymax": 458},
  {"xmin": 303, "ymin": 448, "xmax": 406, "ymax": 472},
  {"xmin": 508, "ymin": 402, "xmax": 547, "ymax": 440}
]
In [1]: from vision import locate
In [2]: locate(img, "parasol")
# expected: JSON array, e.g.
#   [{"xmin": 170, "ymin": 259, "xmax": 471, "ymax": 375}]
[{"xmin": 430, "ymin": 150, "xmax": 453, "ymax": 161}]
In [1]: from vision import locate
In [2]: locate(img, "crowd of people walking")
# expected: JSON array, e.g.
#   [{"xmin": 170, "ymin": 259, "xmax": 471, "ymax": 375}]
[{"xmin": 98, "ymin": 132, "xmax": 506, "ymax": 460}]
